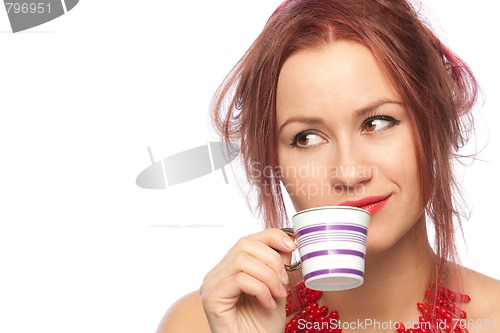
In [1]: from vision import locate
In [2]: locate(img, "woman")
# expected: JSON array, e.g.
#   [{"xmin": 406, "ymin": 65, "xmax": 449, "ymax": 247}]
[{"xmin": 158, "ymin": 0, "xmax": 500, "ymax": 332}]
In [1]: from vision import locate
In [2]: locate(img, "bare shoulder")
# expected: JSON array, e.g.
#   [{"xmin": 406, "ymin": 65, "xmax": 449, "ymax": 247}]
[
  {"xmin": 156, "ymin": 291, "xmax": 211, "ymax": 333},
  {"xmin": 461, "ymin": 267, "xmax": 500, "ymax": 332}
]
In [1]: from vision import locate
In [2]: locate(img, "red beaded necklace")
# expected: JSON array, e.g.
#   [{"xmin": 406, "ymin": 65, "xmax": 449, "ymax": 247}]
[{"xmin": 285, "ymin": 281, "xmax": 471, "ymax": 333}]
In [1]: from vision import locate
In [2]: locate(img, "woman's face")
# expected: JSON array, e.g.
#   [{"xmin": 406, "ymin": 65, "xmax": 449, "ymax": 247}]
[{"xmin": 276, "ymin": 41, "xmax": 424, "ymax": 253}]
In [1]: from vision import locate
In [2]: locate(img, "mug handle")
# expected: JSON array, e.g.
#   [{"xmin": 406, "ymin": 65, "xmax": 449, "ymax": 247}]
[{"xmin": 281, "ymin": 228, "xmax": 302, "ymax": 272}]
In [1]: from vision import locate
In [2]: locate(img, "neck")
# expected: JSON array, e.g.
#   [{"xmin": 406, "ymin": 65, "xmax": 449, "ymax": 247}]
[{"xmin": 321, "ymin": 216, "xmax": 436, "ymax": 324}]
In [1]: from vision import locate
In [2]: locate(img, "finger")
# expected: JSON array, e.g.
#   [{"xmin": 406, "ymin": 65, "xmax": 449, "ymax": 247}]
[
  {"xmin": 234, "ymin": 272, "xmax": 283, "ymax": 309},
  {"xmin": 216, "ymin": 251, "xmax": 288, "ymax": 299},
  {"xmin": 204, "ymin": 229, "xmax": 294, "ymax": 284},
  {"xmin": 235, "ymin": 229, "xmax": 297, "ymax": 274},
  {"xmin": 202, "ymin": 272, "xmax": 281, "ymax": 311},
  {"xmin": 247, "ymin": 228, "xmax": 297, "ymax": 253},
  {"xmin": 234, "ymin": 237, "xmax": 290, "ymax": 282}
]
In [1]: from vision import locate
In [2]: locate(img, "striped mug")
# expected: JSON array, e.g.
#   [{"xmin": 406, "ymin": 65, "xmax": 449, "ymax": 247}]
[{"xmin": 292, "ymin": 206, "xmax": 370, "ymax": 291}]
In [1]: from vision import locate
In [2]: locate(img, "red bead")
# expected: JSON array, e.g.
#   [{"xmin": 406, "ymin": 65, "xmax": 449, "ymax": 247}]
[
  {"xmin": 306, "ymin": 294, "xmax": 317, "ymax": 304},
  {"xmin": 417, "ymin": 302, "xmax": 426, "ymax": 312},
  {"xmin": 444, "ymin": 288, "xmax": 457, "ymax": 302},
  {"xmin": 395, "ymin": 322, "xmax": 406, "ymax": 333},
  {"xmin": 319, "ymin": 306, "xmax": 328, "ymax": 316},
  {"xmin": 312, "ymin": 309, "xmax": 322, "ymax": 318},
  {"xmin": 446, "ymin": 301, "xmax": 456, "ymax": 312},
  {"xmin": 328, "ymin": 310, "xmax": 339, "ymax": 320}
]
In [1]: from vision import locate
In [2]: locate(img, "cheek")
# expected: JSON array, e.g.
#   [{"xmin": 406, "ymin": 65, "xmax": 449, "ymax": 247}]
[
  {"xmin": 278, "ymin": 150, "xmax": 331, "ymax": 207},
  {"xmin": 279, "ymin": 155, "xmax": 315, "ymax": 190},
  {"xmin": 383, "ymin": 131, "xmax": 422, "ymax": 202}
]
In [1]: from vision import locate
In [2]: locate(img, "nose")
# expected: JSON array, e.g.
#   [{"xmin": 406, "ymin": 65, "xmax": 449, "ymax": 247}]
[{"xmin": 328, "ymin": 140, "xmax": 373, "ymax": 191}]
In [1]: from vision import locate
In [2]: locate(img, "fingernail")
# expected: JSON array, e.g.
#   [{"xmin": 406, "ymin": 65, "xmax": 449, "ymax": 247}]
[
  {"xmin": 282, "ymin": 236, "xmax": 296, "ymax": 250},
  {"xmin": 281, "ymin": 268, "xmax": 289, "ymax": 285}
]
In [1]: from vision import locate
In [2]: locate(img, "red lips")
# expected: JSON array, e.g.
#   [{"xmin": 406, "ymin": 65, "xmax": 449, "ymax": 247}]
[{"xmin": 338, "ymin": 195, "xmax": 390, "ymax": 216}]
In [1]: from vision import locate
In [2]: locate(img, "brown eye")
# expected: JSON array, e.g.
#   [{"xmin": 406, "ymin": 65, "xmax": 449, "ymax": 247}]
[
  {"xmin": 291, "ymin": 131, "xmax": 325, "ymax": 148},
  {"xmin": 362, "ymin": 116, "xmax": 400, "ymax": 133}
]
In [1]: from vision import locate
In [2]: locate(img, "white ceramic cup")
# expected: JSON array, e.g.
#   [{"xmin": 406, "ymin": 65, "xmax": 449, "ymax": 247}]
[{"xmin": 292, "ymin": 206, "xmax": 370, "ymax": 291}]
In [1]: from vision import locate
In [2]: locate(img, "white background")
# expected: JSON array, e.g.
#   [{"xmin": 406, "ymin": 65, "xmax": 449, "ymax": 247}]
[{"xmin": 0, "ymin": 1, "xmax": 498, "ymax": 332}]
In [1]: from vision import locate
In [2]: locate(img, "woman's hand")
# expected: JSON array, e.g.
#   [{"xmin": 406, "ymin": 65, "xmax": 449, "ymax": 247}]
[{"xmin": 200, "ymin": 228, "xmax": 297, "ymax": 333}]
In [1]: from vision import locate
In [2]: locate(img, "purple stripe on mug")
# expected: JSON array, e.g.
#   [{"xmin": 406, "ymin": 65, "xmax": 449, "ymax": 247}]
[
  {"xmin": 301, "ymin": 249, "xmax": 365, "ymax": 261},
  {"xmin": 296, "ymin": 221, "xmax": 366, "ymax": 229},
  {"xmin": 295, "ymin": 221, "xmax": 367, "ymax": 233},
  {"xmin": 298, "ymin": 235, "xmax": 366, "ymax": 247},
  {"xmin": 296, "ymin": 223, "xmax": 368, "ymax": 238},
  {"xmin": 303, "ymin": 268, "xmax": 364, "ymax": 281},
  {"xmin": 298, "ymin": 233, "xmax": 366, "ymax": 243},
  {"xmin": 297, "ymin": 231, "xmax": 367, "ymax": 241},
  {"xmin": 297, "ymin": 231, "xmax": 367, "ymax": 244}
]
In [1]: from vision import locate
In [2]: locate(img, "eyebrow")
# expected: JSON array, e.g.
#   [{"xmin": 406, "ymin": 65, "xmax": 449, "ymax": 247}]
[{"xmin": 278, "ymin": 99, "xmax": 403, "ymax": 133}]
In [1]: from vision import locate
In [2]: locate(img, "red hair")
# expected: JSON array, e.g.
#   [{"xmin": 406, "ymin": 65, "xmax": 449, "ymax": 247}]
[{"xmin": 211, "ymin": 0, "xmax": 477, "ymax": 303}]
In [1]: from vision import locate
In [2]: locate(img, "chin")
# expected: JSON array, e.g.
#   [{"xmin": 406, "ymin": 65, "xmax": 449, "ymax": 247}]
[
  {"xmin": 364, "ymin": 226, "xmax": 403, "ymax": 255},
  {"xmin": 364, "ymin": 218, "xmax": 424, "ymax": 257},
  {"xmin": 365, "ymin": 240, "xmax": 397, "ymax": 255}
]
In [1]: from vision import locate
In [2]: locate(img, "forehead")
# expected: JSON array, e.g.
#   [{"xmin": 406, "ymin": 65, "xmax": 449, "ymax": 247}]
[{"xmin": 276, "ymin": 40, "xmax": 401, "ymax": 123}]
